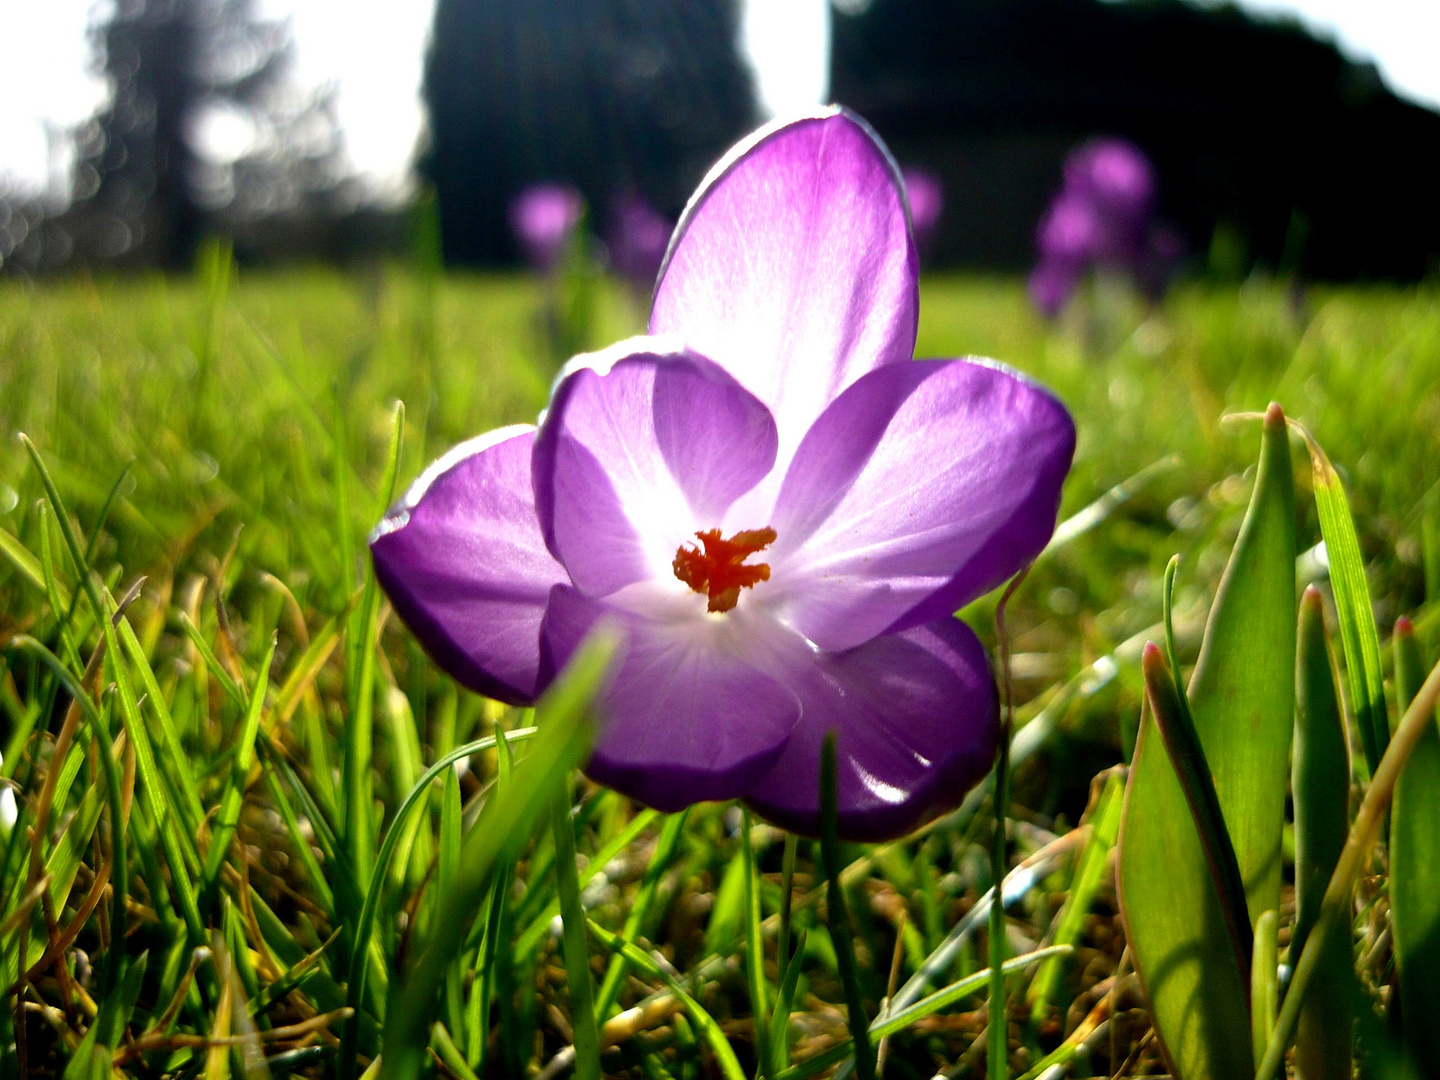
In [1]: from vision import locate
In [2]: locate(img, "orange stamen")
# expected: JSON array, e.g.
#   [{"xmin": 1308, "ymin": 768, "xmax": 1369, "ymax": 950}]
[{"xmin": 673, "ymin": 527, "xmax": 777, "ymax": 613}]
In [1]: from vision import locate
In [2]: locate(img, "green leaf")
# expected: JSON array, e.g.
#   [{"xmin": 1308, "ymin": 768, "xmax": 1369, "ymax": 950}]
[
  {"xmin": 1142, "ymin": 643, "xmax": 1253, "ymax": 982},
  {"xmin": 741, "ymin": 808, "xmax": 773, "ymax": 1077},
  {"xmin": 593, "ymin": 810, "xmax": 689, "ymax": 1020},
  {"xmin": 1251, "ymin": 910, "xmax": 1277, "ymax": 1068},
  {"xmin": 1291, "ymin": 586, "xmax": 1353, "ymax": 1080},
  {"xmin": 1259, "ymin": 627, "xmax": 1440, "ymax": 1080},
  {"xmin": 1026, "ymin": 769, "xmax": 1123, "ymax": 1019},
  {"xmin": 1389, "ymin": 615, "xmax": 1440, "ymax": 1073},
  {"xmin": 550, "ymin": 787, "xmax": 602, "ymax": 1080},
  {"xmin": 821, "ymin": 733, "xmax": 874, "ymax": 1080},
  {"xmin": 201, "ymin": 633, "xmax": 277, "ymax": 905},
  {"xmin": 774, "ymin": 946, "xmax": 1072, "ymax": 1080},
  {"xmin": 376, "ymin": 627, "xmax": 612, "ymax": 1080},
  {"xmin": 1294, "ymin": 423, "xmax": 1388, "ymax": 773},
  {"xmin": 1119, "ymin": 403, "xmax": 1297, "ymax": 1080},
  {"xmin": 338, "ymin": 726, "xmax": 538, "ymax": 1075},
  {"xmin": 585, "ymin": 920, "xmax": 747, "ymax": 1080}
]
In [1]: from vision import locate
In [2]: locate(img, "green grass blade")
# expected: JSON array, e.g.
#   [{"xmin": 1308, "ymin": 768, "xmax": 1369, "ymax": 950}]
[
  {"xmin": 1291, "ymin": 586, "xmax": 1353, "ymax": 1080},
  {"xmin": 99, "ymin": 605, "xmax": 205, "ymax": 944},
  {"xmin": 768, "ymin": 928, "xmax": 808, "ymax": 1067},
  {"xmin": 177, "ymin": 612, "xmax": 247, "ymax": 712},
  {"xmin": 339, "ymin": 727, "xmax": 538, "ymax": 1070},
  {"xmin": 1259, "ymin": 655, "xmax": 1440, "ymax": 1080},
  {"xmin": 774, "ymin": 946, "xmax": 1072, "ymax": 1080},
  {"xmin": 594, "ymin": 809, "xmax": 689, "ymax": 1019},
  {"xmin": 513, "ymin": 806, "xmax": 660, "ymax": 958},
  {"xmin": 1026, "ymin": 769, "xmax": 1123, "ymax": 1019},
  {"xmin": 741, "ymin": 808, "xmax": 773, "ymax": 1076},
  {"xmin": 1250, "ymin": 909, "xmax": 1278, "ymax": 1069},
  {"xmin": 201, "ymin": 633, "xmax": 277, "ymax": 904},
  {"xmin": 585, "ymin": 920, "xmax": 747, "ymax": 1080},
  {"xmin": 0, "ymin": 526, "xmax": 52, "ymax": 599},
  {"xmin": 343, "ymin": 575, "xmax": 380, "ymax": 885},
  {"xmin": 551, "ymin": 786, "xmax": 602, "ymax": 1080},
  {"xmin": 117, "ymin": 616, "xmax": 204, "ymax": 839},
  {"xmin": 376, "ymin": 628, "xmax": 612, "ymax": 1080},
  {"xmin": 820, "ymin": 733, "xmax": 874, "ymax": 1080},
  {"xmin": 1389, "ymin": 615, "xmax": 1440, "ymax": 1073},
  {"xmin": 1294, "ymin": 423, "xmax": 1389, "ymax": 773}
]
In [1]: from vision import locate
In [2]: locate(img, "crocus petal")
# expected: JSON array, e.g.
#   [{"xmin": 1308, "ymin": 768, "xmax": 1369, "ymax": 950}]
[
  {"xmin": 765, "ymin": 358, "xmax": 1075, "ymax": 652},
  {"xmin": 742, "ymin": 617, "xmax": 997, "ymax": 841},
  {"xmin": 370, "ymin": 426, "xmax": 566, "ymax": 704},
  {"xmin": 533, "ymin": 340, "xmax": 778, "ymax": 598},
  {"xmin": 541, "ymin": 584, "xmax": 800, "ymax": 811},
  {"xmin": 650, "ymin": 108, "xmax": 918, "ymax": 464}
]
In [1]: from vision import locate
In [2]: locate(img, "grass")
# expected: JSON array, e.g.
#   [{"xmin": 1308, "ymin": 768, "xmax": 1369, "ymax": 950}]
[{"xmin": 0, "ymin": 258, "xmax": 1438, "ymax": 1079}]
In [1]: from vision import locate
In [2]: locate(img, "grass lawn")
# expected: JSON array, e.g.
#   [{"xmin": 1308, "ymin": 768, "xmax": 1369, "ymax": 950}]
[{"xmin": 1, "ymin": 262, "xmax": 1438, "ymax": 1078}]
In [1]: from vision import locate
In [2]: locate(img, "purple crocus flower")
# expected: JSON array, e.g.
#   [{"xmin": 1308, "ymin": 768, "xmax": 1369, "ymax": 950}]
[
  {"xmin": 1031, "ymin": 137, "xmax": 1180, "ymax": 317},
  {"xmin": 607, "ymin": 189, "xmax": 673, "ymax": 293},
  {"xmin": 901, "ymin": 167, "xmax": 944, "ymax": 251},
  {"xmin": 509, "ymin": 183, "xmax": 585, "ymax": 271},
  {"xmin": 372, "ymin": 109, "xmax": 1075, "ymax": 841}
]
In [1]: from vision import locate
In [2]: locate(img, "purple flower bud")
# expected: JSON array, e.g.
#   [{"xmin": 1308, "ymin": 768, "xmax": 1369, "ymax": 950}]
[
  {"xmin": 1064, "ymin": 138, "xmax": 1156, "ymax": 223},
  {"xmin": 509, "ymin": 183, "xmax": 584, "ymax": 271},
  {"xmin": 901, "ymin": 167, "xmax": 944, "ymax": 249},
  {"xmin": 607, "ymin": 189, "xmax": 673, "ymax": 292},
  {"xmin": 1028, "ymin": 257, "xmax": 1084, "ymax": 319},
  {"xmin": 1037, "ymin": 194, "xmax": 1101, "ymax": 265}
]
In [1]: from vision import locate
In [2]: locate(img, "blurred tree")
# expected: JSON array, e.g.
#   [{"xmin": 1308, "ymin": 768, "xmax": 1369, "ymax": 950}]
[
  {"xmin": 61, "ymin": 0, "xmax": 345, "ymax": 269},
  {"xmin": 832, "ymin": 0, "xmax": 1440, "ymax": 281},
  {"xmin": 421, "ymin": 0, "xmax": 756, "ymax": 265}
]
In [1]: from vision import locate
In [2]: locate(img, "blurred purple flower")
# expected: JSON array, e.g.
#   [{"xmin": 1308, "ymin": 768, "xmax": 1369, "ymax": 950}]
[
  {"xmin": 509, "ymin": 183, "xmax": 584, "ymax": 271},
  {"xmin": 372, "ymin": 109, "xmax": 1075, "ymax": 841},
  {"xmin": 902, "ymin": 167, "xmax": 944, "ymax": 250},
  {"xmin": 1031, "ymin": 137, "xmax": 1180, "ymax": 316},
  {"xmin": 607, "ymin": 190, "xmax": 674, "ymax": 292}
]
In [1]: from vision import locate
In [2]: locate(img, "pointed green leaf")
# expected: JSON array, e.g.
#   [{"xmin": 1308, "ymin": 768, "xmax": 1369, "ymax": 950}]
[
  {"xmin": 1119, "ymin": 403, "xmax": 1297, "ymax": 1080},
  {"xmin": 1290, "ymin": 586, "xmax": 1353, "ymax": 1080},
  {"xmin": 1295, "ymin": 424, "xmax": 1388, "ymax": 773},
  {"xmin": 1390, "ymin": 615, "xmax": 1440, "ymax": 1073}
]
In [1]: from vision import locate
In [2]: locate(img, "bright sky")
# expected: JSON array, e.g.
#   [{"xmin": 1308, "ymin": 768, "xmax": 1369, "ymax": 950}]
[{"xmin": 0, "ymin": 0, "xmax": 1435, "ymax": 199}]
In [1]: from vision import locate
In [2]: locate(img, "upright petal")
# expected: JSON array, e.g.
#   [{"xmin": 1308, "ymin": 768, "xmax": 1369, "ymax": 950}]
[
  {"xmin": 370, "ymin": 426, "xmax": 566, "ymax": 705},
  {"xmin": 743, "ymin": 617, "xmax": 998, "ymax": 841},
  {"xmin": 540, "ymin": 585, "xmax": 801, "ymax": 812},
  {"xmin": 764, "ymin": 358, "xmax": 1075, "ymax": 652},
  {"xmin": 650, "ymin": 108, "xmax": 918, "ymax": 461},
  {"xmin": 532, "ymin": 341, "xmax": 778, "ymax": 598}
]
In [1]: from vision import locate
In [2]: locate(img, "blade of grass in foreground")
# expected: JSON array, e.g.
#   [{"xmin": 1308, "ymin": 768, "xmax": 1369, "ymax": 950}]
[
  {"xmin": 1291, "ymin": 586, "xmax": 1353, "ymax": 1080},
  {"xmin": 772, "ymin": 946, "xmax": 1072, "ymax": 1080},
  {"xmin": 820, "ymin": 733, "xmax": 874, "ymax": 1080},
  {"xmin": 741, "ymin": 808, "xmax": 773, "ymax": 1077},
  {"xmin": 1026, "ymin": 769, "xmax": 1122, "ymax": 1020},
  {"xmin": 1258, "ymin": 653, "xmax": 1440, "ymax": 1080},
  {"xmin": 377, "ymin": 629, "xmax": 614, "ymax": 1080},
  {"xmin": 201, "ymin": 634, "xmax": 277, "ymax": 909},
  {"xmin": 1389, "ymin": 616, "xmax": 1440, "ymax": 1073},
  {"xmin": 593, "ymin": 810, "xmax": 689, "ymax": 1020},
  {"xmin": 339, "ymin": 727, "xmax": 539, "ymax": 1076},
  {"xmin": 551, "ymin": 785, "xmax": 601, "ymax": 1080},
  {"xmin": 1288, "ymin": 419, "xmax": 1389, "ymax": 774},
  {"xmin": 586, "ymin": 920, "xmax": 746, "ymax": 1080}
]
